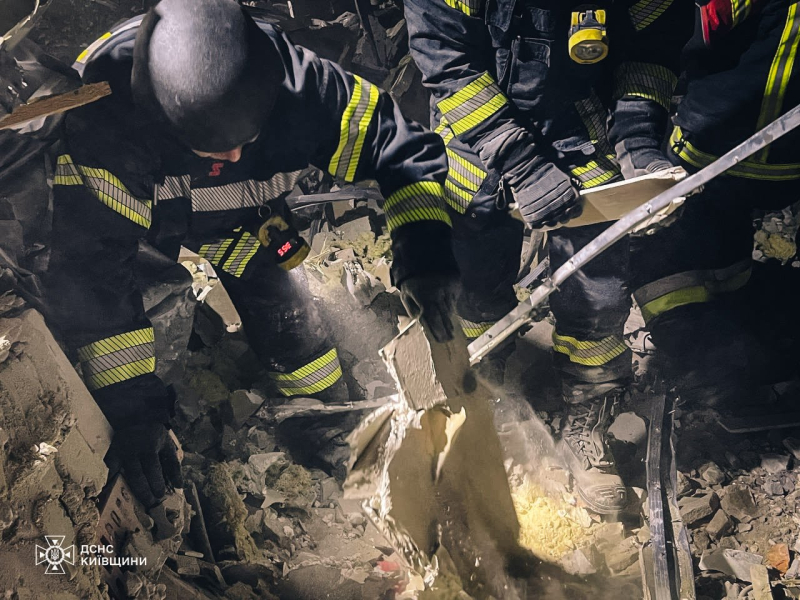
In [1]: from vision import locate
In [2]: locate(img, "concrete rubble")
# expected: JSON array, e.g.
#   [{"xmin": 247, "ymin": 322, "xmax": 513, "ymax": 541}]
[{"xmin": 2, "ymin": 2, "xmax": 800, "ymax": 600}]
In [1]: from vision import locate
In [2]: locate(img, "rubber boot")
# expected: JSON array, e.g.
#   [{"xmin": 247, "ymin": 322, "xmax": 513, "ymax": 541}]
[{"xmin": 559, "ymin": 390, "xmax": 627, "ymax": 514}]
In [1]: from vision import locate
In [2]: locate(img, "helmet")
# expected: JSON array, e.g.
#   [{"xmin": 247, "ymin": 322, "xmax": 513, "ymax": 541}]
[{"xmin": 131, "ymin": 0, "xmax": 281, "ymax": 152}]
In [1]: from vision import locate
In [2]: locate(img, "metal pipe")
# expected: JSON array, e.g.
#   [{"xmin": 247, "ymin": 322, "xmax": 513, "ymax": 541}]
[{"xmin": 469, "ymin": 103, "xmax": 800, "ymax": 365}]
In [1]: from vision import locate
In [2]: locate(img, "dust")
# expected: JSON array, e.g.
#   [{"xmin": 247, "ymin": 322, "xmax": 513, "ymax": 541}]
[{"xmin": 512, "ymin": 482, "xmax": 596, "ymax": 561}]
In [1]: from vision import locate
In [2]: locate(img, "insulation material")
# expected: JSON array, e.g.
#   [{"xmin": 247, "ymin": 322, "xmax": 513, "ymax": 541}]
[{"xmin": 344, "ymin": 321, "xmax": 524, "ymax": 598}]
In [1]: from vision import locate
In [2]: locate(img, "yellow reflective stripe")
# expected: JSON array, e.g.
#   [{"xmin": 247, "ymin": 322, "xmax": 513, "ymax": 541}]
[
  {"xmin": 54, "ymin": 154, "xmax": 152, "ymax": 228},
  {"xmin": 459, "ymin": 317, "xmax": 494, "ymax": 339},
  {"xmin": 637, "ymin": 268, "xmax": 751, "ymax": 322},
  {"xmin": 269, "ymin": 348, "xmax": 343, "ymax": 396},
  {"xmin": 270, "ymin": 348, "xmax": 339, "ymax": 381},
  {"xmin": 198, "ymin": 239, "xmax": 234, "ymax": 266},
  {"xmin": 731, "ymin": 0, "xmax": 753, "ymax": 27},
  {"xmin": 437, "ymin": 73, "xmax": 508, "ymax": 136},
  {"xmin": 613, "ymin": 62, "xmax": 676, "ymax": 111},
  {"xmin": 77, "ymin": 328, "xmax": 156, "ymax": 391},
  {"xmin": 629, "ymin": 0, "xmax": 673, "ymax": 31},
  {"xmin": 755, "ymin": 4, "xmax": 800, "ymax": 161},
  {"xmin": 574, "ymin": 92, "xmax": 614, "ymax": 156},
  {"xmin": 273, "ymin": 366, "xmax": 343, "ymax": 396},
  {"xmin": 84, "ymin": 358, "xmax": 157, "ymax": 391},
  {"xmin": 75, "ymin": 31, "xmax": 111, "ymax": 64},
  {"xmin": 444, "ymin": 180, "xmax": 473, "ymax": 213},
  {"xmin": 446, "ymin": 149, "xmax": 485, "ymax": 192},
  {"xmin": 77, "ymin": 328, "xmax": 154, "ymax": 361},
  {"xmin": 640, "ymin": 286, "xmax": 712, "ymax": 323},
  {"xmin": 222, "ymin": 231, "xmax": 260, "ymax": 278},
  {"xmin": 552, "ymin": 334, "xmax": 628, "ymax": 367},
  {"xmin": 571, "ymin": 155, "xmax": 621, "ymax": 189},
  {"xmin": 671, "ymin": 126, "xmax": 800, "ymax": 180},
  {"xmin": 384, "ymin": 181, "xmax": 452, "ymax": 230},
  {"xmin": 443, "ymin": 0, "xmax": 481, "ymax": 17},
  {"xmin": 329, "ymin": 76, "xmax": 379, "ymax": 182}
]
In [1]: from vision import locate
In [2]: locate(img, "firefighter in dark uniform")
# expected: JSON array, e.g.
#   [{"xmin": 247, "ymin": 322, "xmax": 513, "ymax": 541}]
[
  {"xmin": 46, "ymin": 0, "xmax": 457, "ymax": 509},
  {"xmin": 631, "ymin": 0, "xmax": 800, "ymax": 404},
  {"xmin": 404, "ymin": 0, "xmax": 692, "ymax": 513}
]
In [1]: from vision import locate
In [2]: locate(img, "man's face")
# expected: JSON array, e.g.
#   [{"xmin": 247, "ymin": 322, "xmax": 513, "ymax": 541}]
[
  {"xmin": 191, "ymin": 133, "xmax": 259, "ymax": 163},
  {"xmin": 192, "ymin": 146, "xmax": 244, "ymax": 163}
]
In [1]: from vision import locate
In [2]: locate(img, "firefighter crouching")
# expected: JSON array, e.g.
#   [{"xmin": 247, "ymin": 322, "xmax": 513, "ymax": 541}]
[{"xmin": 44, "ymin": 0, "xmax": 458, "ymax": 509}]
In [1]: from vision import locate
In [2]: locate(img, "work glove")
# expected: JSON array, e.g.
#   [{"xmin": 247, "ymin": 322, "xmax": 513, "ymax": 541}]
[
  {"xmin": 108, "ymin": 421, "xmax": 183, "ymax": 509},
  {"xmin": 615, "ymin": 139, "xmax": 673, "ymax": 180},
  {"xmin": 615, "ymin": 139, "xmax": 689, "ymax": 236},
  {"xmin": 398, "ymin": 274, "xmax": 457, "ymax": 343},
  {"xmin": 509, "ymin": 162, "xmax": 584, "ymax": 229}
]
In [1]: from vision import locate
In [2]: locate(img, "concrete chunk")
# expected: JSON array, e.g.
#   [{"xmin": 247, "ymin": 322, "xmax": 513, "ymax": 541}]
[
  {"xmin": 55, "ymin": 427, "xmax": 108, "ymax": 494},
  {"xmin": 721, "ymin": 485, "xmax": 757, "ymax": 521},
  {"xmin": 760, "ymin": 453, "xmax": 791, "ymax": 474},
  {"xmin": 706, "ymin": 509, "xmax": 733, "ymax": 540},
  {"xmin": 699, "ymin": 548, "xmax": 764, "ymax": 582},
  {"xmin": 679, "ymin": 493, "xmax": 719, "ymax": 526},
  {"xmin": 1, "ymin": 310, "xmax": 112, "ymax": 456}
]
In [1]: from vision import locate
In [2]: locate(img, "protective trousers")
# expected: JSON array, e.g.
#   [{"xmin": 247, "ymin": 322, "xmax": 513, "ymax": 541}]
[
  {"xmin": 630, "ymin": 177, "xmax": 800, "ymax": 400},
  {"xmin": 215, "ymin": 262, "xmax": 346, "ymax": 401},
  {"xmin": 452, "ymin": 190, "xmax": 632, "ymax": 402}
]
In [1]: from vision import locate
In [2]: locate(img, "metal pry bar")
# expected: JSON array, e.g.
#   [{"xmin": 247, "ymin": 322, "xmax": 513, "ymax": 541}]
[{"xmin": 469, "ymin": 103, "xmax": 800, "ymax": 365}]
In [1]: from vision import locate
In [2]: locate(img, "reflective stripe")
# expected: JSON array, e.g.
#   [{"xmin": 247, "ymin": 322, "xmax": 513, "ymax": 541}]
[
  {"xmin": 459, "ymin": 317, "xmax": 495, "ymax": 340},
  {"xmin": 629, "ymin": 0, "xmax": 673, "ymax": 30},
  {"xmin": 670, "ymin": 126, "xmax": 800, "ymax": 180},
  {"xmin": 634, "ymin": 260, "xmax": 752, "ymax": 322},
  {"xmin": 571, "ymin": 155, "xmax": 620, "ymax": 189},
  {"xmin": 437, "ymin": 73, "xmax": 508, "ymax": 136},
  {"xmin": 77, "ymin": 328, "xmax": 156, "ymax": 391},
  {"xmin": 269, "ymin": 348, "xmax": 343, "ymax": 396},
  {"xmin": 435, "ymin": 118, "xmax": 484, "ymax": 213},
  {"xmin": 54, "ymin": 154, "xmax": 152, "ymax": 228},
  {"xmin": 329, "ymin": 76, "xmax": 379, "ymax": 182},
  {"xmin": 74, "ymin": 19, "xmax": 140, "ymax": 65},
  {"xmin": 731, "ymin": 0, "xmax": 753, "ymax": 27},
  {"xmin": 384, "ymin": 181, "xmax": 452, "ymax": 231},
  {"xmin": 573, "ymin": 94, "xmax": 620, "ymax": 188},
  {"xmin": 198, "ymin": 239, "xmax": 235, "ymax": 266},
  {"xmin": 444, "ymin": 0, "xmax": 482, "ymax": 17},
  {"xmin": 75, "ymin": 31, "xmax": 111, "ymax": 64},
  {"xmin": 222, "ymin": 231, "xmax": 261, "ymax": 278},
  {"xmin": 613, "ymin": 62, "xmax": 676, "ymax": 111},
  {"xmin": 755, "ymin": 4, "xmax": 800, "ymax": 162},
  {"xmin": 575, "ymin": 93, "xmax": 614, "ymax": 156},
  {"xmin": 552, "ymin": 333, "xmax": 628, "ymax": 367}
]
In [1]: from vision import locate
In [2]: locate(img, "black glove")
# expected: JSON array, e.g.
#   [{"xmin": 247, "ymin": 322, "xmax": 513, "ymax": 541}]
[
  {"xmin": 509, "ymin": 162, "xmax": 583, "ymax": 229},
  {"xmin": 108, "ymin": 422, "xmax": 183, "ymax": 509},
  {"xmin": 398, "ymin": 274, "xmax": 457, "ymax": 343},
  {"xmin": 615, "ymin": 139, "xmax": 673, "ymax": 180}
]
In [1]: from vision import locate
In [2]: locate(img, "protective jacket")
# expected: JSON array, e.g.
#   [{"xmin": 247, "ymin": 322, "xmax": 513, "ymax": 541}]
[
  {"xmin": 404, "ymin": 0, "xmax": 692, "ymax": 213},
  {"xmin": 670, "ymin": 0, "xmax": 800, "ymax": 185},
  {"xmin": 48, "ymin": 15, "xmax": 455, "ymax": 428}
]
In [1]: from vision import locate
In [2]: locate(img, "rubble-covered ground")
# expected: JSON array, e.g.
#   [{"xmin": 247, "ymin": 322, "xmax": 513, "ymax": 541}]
[{"xmin": 3, "ymin": 1, "xmax": 800, "ymax": 599}]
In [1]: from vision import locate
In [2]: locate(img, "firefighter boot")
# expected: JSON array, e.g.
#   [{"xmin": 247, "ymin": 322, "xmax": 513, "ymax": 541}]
[{"xmin": 560, "ymin": 391, "xmax": 627, "ymax": 514}]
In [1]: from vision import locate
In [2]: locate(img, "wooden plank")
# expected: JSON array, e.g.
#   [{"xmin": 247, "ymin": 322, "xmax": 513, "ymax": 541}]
[{"xmin": 0, "ymin": 81, "xmax": 111, "ymax": 130}]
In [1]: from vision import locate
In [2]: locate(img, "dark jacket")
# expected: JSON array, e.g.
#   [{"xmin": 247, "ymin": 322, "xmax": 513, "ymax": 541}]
[
  {"xmin": 671, "ymin": 0, "xmax": 800, "ymax": 183},
  {"xmin": 48, "ymin": 15, "xmax": 456, "ymax": 428},
  {"xmin": 404, "ymin": 0, "xmax": 692, "ymax": 208}
]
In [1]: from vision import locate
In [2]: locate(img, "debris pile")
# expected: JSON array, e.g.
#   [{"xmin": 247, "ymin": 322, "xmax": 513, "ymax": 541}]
[
  {"xmin": 754, "ymin": 207, "xmax": 799, "ymax": 266},
  {"xmin": 674, "ymin": 407, "xmax": 800, "ymax": 599}
]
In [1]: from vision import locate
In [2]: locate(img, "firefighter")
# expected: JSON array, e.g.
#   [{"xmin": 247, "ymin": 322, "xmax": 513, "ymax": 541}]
[
  {"xmin": 45, "ymin": 0, "xmax": 458, "ymax": 509},
  {"xmin": 631, "ymin": 0, "xmax": 800, "ymax": 405},
  {"xmin": 404, "ymin": 0, "xmax": 692, "ymax": 513}
]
